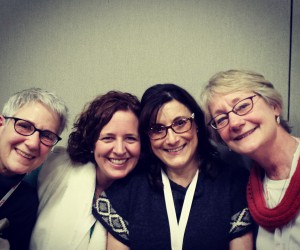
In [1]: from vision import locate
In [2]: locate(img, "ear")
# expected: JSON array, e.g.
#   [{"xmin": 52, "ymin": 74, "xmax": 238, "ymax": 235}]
[{"xmin": 273, "ymin": 104, "xmax": 282, "ymax": 117}]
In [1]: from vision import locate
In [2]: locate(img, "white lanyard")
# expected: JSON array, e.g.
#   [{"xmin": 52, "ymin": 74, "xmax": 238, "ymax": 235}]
[
  {"xmin": 0, "ymin": 181, "xmax": 21, "ymax": 207},
  {"xmin": 161, "ymin": 169, "xmax": 199, "ymax": 250}
]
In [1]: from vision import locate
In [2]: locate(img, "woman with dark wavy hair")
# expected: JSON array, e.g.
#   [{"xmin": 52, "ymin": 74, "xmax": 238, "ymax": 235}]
[
  {"xmin": 94, "ymin": 83, "xmax": 253, "ymax": 250},
  {"xmin": 30, "ymin": 91, "xmax": 141, "ymax": 250}
]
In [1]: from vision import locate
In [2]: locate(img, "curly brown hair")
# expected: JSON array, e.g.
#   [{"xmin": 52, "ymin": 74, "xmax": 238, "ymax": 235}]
[{"xmin": 67, "ymin": 90, "xmax": 140, "ymax": 164}]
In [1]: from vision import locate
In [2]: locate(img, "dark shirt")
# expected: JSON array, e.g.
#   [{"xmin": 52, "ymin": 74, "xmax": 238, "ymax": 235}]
[
  {"xmin": 0, "ymin": 174, "xmax": 38, "ymax": 250},
  {"xmin": 93, "ymin": 162, "xmax": 253, "ymax": 250}
]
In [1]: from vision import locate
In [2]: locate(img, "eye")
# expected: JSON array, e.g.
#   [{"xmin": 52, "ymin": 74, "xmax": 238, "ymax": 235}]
[
  {"xmin": 234, "ymin": 102, "xmax": 251, "ymax": 113},
  {"xmin": 41, "ymin": 131, "xmax": 56, "ymax": 142},
  {"xmin": 215, "ymin": 114, "xmax": 228, "ymax": 125},
  {"xmin": 125, "ymin": 136, "xmax": 139, "ymax": 143},
  {"xmin": 173, "ymin": 118, "xmax": 188, "ymax": 128},
  {"xmin": 99, "ymin": 136, "xmax": 115, "ymax": 142},
  {"xmin": 150, "ymin": 125, "xmax": 166, "ymax": 134},
  {"xmin": 16, "ymin": 121, "xmax": 33, "ymax": 132}
]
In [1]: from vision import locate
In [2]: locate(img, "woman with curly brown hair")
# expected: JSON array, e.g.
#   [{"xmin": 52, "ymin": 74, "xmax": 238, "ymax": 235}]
[{"xmin": 30, "ymin": 91, "xmax": 141, "ymax": 250}]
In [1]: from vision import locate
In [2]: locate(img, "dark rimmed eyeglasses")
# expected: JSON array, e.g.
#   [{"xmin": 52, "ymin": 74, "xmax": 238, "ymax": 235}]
[
  {"xmin": 208, "ymin": 95, "xmax": 257, "ymax": 130},
  {"xmin": 4, "ymin": 116, "xmax": 61, "ymax": 147},
  {"xmin": 148, "ymin": 113, "xmax": 195, "ymax": 140}
]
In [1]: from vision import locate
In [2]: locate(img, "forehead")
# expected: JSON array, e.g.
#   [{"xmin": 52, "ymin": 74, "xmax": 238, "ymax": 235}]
[
  {"xmin": 209, "ymin": 91, "xmax": 254, "ymax": 109},
  {"xmin": 101, "ymin": 110, "xmax": 138, "ymax": 133},
  {"xmin": 13, "ymin": 102, "xmax": 60, "ymax": 132},
  {"xmin": 156, "ymin": 100, "xmax": 191, "ymax": 122},
  {"xmin": 209, "ymin": 91, "xmax": 254, "ymax": 114}
]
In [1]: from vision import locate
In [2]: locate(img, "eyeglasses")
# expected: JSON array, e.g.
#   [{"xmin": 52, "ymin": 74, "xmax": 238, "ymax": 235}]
[
  {"xmin": 208, "ymin": 95, "xmax": 257, "ymax": 130},
  {"xmin": 4, "ymin": 116, "xmax": 61, "ymax": 147},
  {"xmin": 148, "ymin": 113, "xmax": 195, "ymax": 140}
]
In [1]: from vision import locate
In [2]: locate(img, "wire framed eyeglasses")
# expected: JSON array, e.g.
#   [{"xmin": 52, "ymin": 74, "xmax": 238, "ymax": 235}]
[
  {"xmin": 208, "ymin": 95, "xmax": 257, "ymax": 130},
  {"xmin": 4, "ymin": 116, "xmax": 61, "ymax": 146},
  {"xmin": 148, "ymin": 113, "xmax": 195, "ymax": 140}
]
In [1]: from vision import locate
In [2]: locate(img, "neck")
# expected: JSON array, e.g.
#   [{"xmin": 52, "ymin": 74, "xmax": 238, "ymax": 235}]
[
  {"xmin": 252, "ymin": 134, "xmax": 299, "ymax": 180},
  {"xmin": 95, "ymin": 167, "xmax": 113, "ymax": 196},
  {"xmin": 166, "ymin": 163, "xmax": 199, "ymax": 188}
]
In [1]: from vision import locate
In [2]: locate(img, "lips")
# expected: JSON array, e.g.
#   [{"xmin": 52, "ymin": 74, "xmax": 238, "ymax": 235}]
[
  {"xmin": 109, "ymin": 158, "xmax": 128, "ymax": 165},
  {"xmin": 165, "ymin": 145, "xmax": 185, "ymax": 153},
  {"xmin": 16, "ymin": 148, "xmax": 35, "ymax": 159},
  {"xmin": 234, "ymin": 127, "xmax": 257, "ymax": 140}
]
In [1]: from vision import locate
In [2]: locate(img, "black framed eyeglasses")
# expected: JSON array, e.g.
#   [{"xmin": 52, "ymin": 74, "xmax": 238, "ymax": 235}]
[
  {"xmin": 148, "ymin": 113, "xmax": 195, "ymax": 140},
  {"xmin": 4, "ymin": 116, "xmax": 61, "ymax": 147},
  {"xmin": 208, "ymin": 95, "xmax": 257, "ymax": 130}
]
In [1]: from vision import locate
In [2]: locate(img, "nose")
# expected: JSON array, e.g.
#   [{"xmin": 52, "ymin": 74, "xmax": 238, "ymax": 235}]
[
  {"xmin": 24, "ymin": 131, "xmax": 41, "ymax": 149},
  {"xmin": 113, "ymin": 139, "xmax": 126, "ymax": 155},
  {"xmin": 165, "ymin": 128, "xmax": 179, "ymax": 144},
  {"xmin": 228, "ymin": 113, "xmax": 245, "ymax": 131}
]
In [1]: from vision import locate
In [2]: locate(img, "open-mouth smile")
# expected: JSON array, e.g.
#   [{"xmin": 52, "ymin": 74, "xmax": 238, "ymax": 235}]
[{"xmin": 234, "ymin": 127, "xmax": 257, "ymax": 140}]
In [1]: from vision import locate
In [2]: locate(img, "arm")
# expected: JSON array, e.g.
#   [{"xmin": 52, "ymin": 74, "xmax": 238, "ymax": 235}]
[
  {"xmin": 107, "ymin": 233, "xmax": 129, "ymax": 250},
  {"xmin": 229, "ymin": 232, "xmax": 253, "ymax": 250}
]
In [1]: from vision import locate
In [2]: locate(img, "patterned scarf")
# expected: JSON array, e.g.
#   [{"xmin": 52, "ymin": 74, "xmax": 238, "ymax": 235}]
[{"xmin": 246, "ymin": 158, "xmax": 300, "ymax": 231}]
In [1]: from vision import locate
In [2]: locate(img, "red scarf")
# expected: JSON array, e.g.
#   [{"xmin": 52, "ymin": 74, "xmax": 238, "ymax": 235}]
[{"xmin": 246, "ymin": 158, "xmax": 300, "ymax": 231}]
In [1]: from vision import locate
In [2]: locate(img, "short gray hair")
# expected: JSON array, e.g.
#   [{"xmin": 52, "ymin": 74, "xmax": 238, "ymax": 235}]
[{"xmin": 2, "ymin": 88, "xmax": 68, "ymax": 134}]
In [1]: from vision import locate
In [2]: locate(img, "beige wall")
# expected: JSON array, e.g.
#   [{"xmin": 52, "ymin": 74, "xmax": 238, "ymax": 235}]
[
  {"xmin": 0, "ymin": 0, "xmax": 298, "ymax": 145},
  {"xmin": 290, "ymin": 0, "xmax": 300, "ymax": 136}
]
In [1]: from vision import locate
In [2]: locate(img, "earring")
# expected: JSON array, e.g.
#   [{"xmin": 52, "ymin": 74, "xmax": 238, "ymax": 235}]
[
  {"xmin": 90, "ymin": 150, "xmax": 94, "ymax": 154},
  {"xmin": 276, "ymin": 116, "xmax": 280, "ymax": 124}
]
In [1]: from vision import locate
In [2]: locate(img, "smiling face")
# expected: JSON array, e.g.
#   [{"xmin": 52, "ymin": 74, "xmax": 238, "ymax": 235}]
[
  {"xmin": 150, "ymin": 100, "xmax": 198, "ymax": 174},
  {"xmin": 209, "ymin": 91, "xmax": 281, "ymax": 156},
  {"xmin": 94, "ymin": 110, "xmax": 140, "ymax": 187},
  {"xmin": 0, "ymin": 102, "xmax": 60, "ymax": 175}
]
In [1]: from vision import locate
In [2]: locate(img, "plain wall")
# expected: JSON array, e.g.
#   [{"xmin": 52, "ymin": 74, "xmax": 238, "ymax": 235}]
[{"xmin": 0, "ymin": 0, "xmax": 299, "ymax": 145}]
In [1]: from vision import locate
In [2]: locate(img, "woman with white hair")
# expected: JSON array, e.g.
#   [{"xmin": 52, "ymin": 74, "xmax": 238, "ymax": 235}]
[{"xmin": 200, "ymin": 69, "xmax": 300, "ymax": 249}]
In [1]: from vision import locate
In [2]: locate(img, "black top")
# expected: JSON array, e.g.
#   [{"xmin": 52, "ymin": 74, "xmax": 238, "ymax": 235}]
[
  {"xmin": 0, "ymin": 174, "xmax": 38, "ymax": 250},
  {"xmin": 93, "ymin": 162, "xmax": 253, "ymax": 250}
]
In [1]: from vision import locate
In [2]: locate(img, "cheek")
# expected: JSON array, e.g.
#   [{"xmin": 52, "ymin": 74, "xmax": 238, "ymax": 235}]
[
  {"xmin": 40, "ymin": 146, "xmax": 52, "ymax": 158},
  {"xmin": 216, "ymin": 127, "xmax": 230, "ymax": 141},
  {"xmin": 150, "ymin": 141, "xmax": 161, "ymax": 155},
  {"xmin": 128, "ymin": 143, "xmax": 141, "ymax": 157},
  {"xmin": 93, "ymin": 144, "xmax": 106, "ymax": 161},
  {"xmin": 93, "ymin": 152, "xmax": 105, "ymax": 168},
  {"xmin": 34, "ymin": 147, "xmax": 52, "ymax": 167},
  {"xmin": 7, "ymin": 133, "xmax": 26, "ymax": 145}
]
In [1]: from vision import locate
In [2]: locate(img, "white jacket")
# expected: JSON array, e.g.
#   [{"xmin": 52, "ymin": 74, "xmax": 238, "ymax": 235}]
[{"xmin": 30, "ymin": 147, "xmax": 106, "ymax": 250}]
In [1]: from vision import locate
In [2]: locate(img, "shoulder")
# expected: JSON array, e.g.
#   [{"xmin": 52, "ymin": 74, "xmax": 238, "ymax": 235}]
[
  {"xmin": 38, "ymin": 146, "xmax": 90, "ymax": 184},
  {"xmin": 37, "ymin": 146, "xmax": 96, "ymax": 207},
  {"xmin": 211, "ymin": 155, "xmax": 250, "ymax": 180},
  {"xmin": 108, "ymin": 167, "xmax": 148, "ymax": 192},
  {"xmin": 93, "ymin": 168, "xmax": 150, "ymax": 247}
]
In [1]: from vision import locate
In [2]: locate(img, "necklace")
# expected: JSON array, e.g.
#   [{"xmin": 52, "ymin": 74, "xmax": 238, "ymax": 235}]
[
  {"xmin": 264, "ymin": 176, "xmax": 288, "ymax": 208},
  {"xmin": 0, "ymin": 181, "xmax": 22, "ymax": 207},
  {"xmin": 263, "ymin": 138, "xmax": 300, "ymax": 209},
  {"xmin": 247, "ymin": 137, "xmax": 300, "ymax": 231}
]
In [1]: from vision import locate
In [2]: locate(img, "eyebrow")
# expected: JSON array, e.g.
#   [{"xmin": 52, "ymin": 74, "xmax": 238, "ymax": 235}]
[
  {"xmin": 100, "ymin": 132, "xmax": 138, "ymax": 136},
  {"xmin": 155, "ymin": 114, "xmax": 191, "ymax": 124},
  {"xmin": 211, "ymin": 97, "xmax": 245, "ymax": 116}
]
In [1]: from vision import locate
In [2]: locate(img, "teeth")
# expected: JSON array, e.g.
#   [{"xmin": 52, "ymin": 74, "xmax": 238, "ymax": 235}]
[
  {"xmin": 236, "ymin": 128, "xmax": 256, "ymax": 140},
  {"xmin": 17, "ymin": 149, "xmax": 34, "ymax": 159},
  {"xmin": 167, "ymin": 146, "xmax": 184, "ymax": 152},
  {"xmin": 110, "ymin": 159, "xmax": 127, "ymax": 164}
]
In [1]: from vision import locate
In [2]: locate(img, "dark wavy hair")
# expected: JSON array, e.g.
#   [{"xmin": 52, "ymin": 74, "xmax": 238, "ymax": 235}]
[
  {"xmin": 67, "ymin": 91, "xmax": 140, "ymax": 164},
  {"xmin": 139, "ymin": 83, "xmax": 219, "ymax": 190}
]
